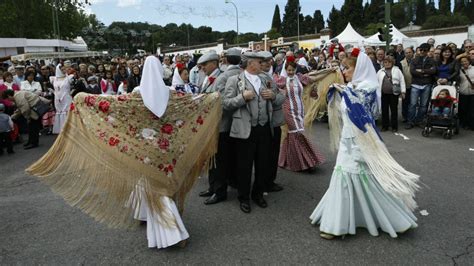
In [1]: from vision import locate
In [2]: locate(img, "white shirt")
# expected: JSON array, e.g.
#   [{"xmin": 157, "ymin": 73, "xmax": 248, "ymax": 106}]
[
  {"xmin": 244, "ymin": 70, "xmax": 261, "ymax": 95},
  {"xmin": 20, "ymin": 80, "xmax": 42, "ymax": 95}
]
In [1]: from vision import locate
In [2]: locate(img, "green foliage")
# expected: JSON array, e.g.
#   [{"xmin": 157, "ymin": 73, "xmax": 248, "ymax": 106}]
[
  {"xmin": 271, "ymin": 5, "xmax": 282, "ymax": 32},
  {"xmin": 327, "ymin": 5, "xmax": 344, "ymax": 37},
  {"xmin": 422, "ymin": 14, "xmax": 470, "ymax": 29},
  {"xmin": 438, "ymin": 0, "xmax": 451, "ymax": 15},
  {"xmin": 0, "ymin": 0, "xmax": 90, "ymax": 39},
  {"xmin": 312, "ymin": 10, "xmax": 325, "ymax": 33},
  {"xmin": 281, "ymin": 0, "xmax": 300, "ymax": 37},
  {"xmin": 364, "ymin": 0, "xmax": 385, "ymax": 24},
  {"xmin": 267, "ymin": 28, "xmax": 282, "ymax": 40},
  {"xmin": 415, "ymin": 0, "xmax": 427, "ymax": 25},
  {"xmin": 365, "ymin": 23, "xmax": 385, "ymax": 36},
  {"xmin": 340, "ymin": 0, "xmax": 364, "ymax": 30}
]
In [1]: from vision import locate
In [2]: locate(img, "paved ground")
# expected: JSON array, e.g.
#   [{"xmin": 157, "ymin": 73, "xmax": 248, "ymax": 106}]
[{"xmin": 1, "ymin": 122, "xmax": 473, "ymax": 265}]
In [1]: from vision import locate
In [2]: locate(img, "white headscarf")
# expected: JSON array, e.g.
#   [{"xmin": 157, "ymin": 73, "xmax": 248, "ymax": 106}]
[
  {"xmin": 55, "ymin": 64, "xmax": 65, "ymax": 78},
  {"xmin": 297, "ymin": 57, "xmax": 309, "ymax": 70},
  {"xmin": 140, "ymin": 56, "xmax": 170, "ymax": 117},
  {"xmin": 171, "ymin": 67, "xmax": 184, "ymax": 87},
  {"xmin": 350, "ymin": 52, "xmax": 378, "ymax": 87},
  {"xmin": 349, "ymin": 52, "xmax": 381, "ymax": 112}
]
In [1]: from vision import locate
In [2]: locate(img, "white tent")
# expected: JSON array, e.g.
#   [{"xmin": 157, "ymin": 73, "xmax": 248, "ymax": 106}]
[
  {"xmin": 334, "ymin": 23, "xmax": 366, "ymax": 47},
  {"xmin": 364, "ymin": 25, "xmax": 418, "ymax": 48}
]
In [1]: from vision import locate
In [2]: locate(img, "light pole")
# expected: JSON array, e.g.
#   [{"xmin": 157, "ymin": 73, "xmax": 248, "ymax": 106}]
[{"xmin": 225, "ymin": 0, "xmax": 239, "ymax": 44}]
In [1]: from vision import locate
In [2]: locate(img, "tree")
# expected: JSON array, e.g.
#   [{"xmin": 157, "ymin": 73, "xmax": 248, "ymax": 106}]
[
  {"xmin": 453, "ymin": 0, "xmax": 465, "ymax": 14},
  {"xmin": 340, "ymin": 0, "xmax": 364, "ymax": 30},
  {"xmin": 438, "ymin": 0, "xmax": 451, "ymax": 15},
  {"xmin": 426, "ymin": 0, "xmax": 438, "ymax": 17},
  {"xmin": 267, "ymin": 28, "xmax": 282, "ymax": 40},
  {"xmin": 312, "ymin": 10, "xmax": 325, "ymax": 33},
  {"xmin": 281, "ymin": 0, "xmax": 300, "ymax": 37},
  {"xmin": 365, "ymin": 0, "xmax": 385, "ymax": 24},
  {"xmin": 422, "ymin": 14, "xmax": 470, "ymax": 29},
  {"xmin": 415, "ymin": 0, "xmax": 427, "ymax": 25},
  {"xmin": 327, "ymin": 5, "xmax": 343, "ymax": 36},
  {"xmin": 271, "ymin": 4, "xmax": 282, "ymax": 32}
]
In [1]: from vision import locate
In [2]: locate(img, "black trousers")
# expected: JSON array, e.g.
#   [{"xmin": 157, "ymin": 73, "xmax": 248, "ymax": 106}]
[
  {"xmin": 265, "ymin": 126, "xmax": 281, "ymax": 189},
  {"xmin": 28, "ymin": 118, "xmax": 41, "ymax": 146},
  {"xmin": 402, "ymin": 87, "xmax": 411, "ymax": 121},
  {"xmin": 233, "ymin": 124, "xmax": 271, "ymax": 201},
  {"xmin": 381, "ymin": 93, "xmax": 399, "ymax": 129},
  {"xmin": 208, "ymin": 132, "xmax": 234, "ymax": 197},
  {"xmin": 459, "ymin": 94, "xmax": 474, "ymax": 128},
  {"xmin": 0, "ymin": 132, "xmax": 13, "ymax": 153}
]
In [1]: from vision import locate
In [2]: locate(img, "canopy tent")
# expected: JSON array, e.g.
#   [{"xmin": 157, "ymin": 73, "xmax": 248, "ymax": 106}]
[
  {"xmin": 334, "ymin": 23, "xmax": 366, "ymax": 47},
  {"xmin": 364, "ymin": 25, "xmax": 418, "ymax": 48}
]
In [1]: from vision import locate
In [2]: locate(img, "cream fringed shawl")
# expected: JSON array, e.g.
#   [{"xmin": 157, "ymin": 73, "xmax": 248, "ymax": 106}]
[
  {"xmin": 27, "ymin": 92, "xmax": 221, "ymax": 228},
  {"xmin": 303, "ymin": 68, "xmax": 344, "ymax": 128}
]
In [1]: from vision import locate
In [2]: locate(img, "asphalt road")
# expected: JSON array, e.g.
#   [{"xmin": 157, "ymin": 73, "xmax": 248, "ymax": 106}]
[{"xmin": 1, "ymin": 122, "xmax": 473, "ymax": 265}]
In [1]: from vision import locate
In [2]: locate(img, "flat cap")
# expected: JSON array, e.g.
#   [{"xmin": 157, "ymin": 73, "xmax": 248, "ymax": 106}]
[
  {"xmin": 257, "ymin": 51, "xmax": 273, "ymax": 59},
  {"xmin": 226, "ymin": 48, "xmax": 242, "ymax": 57},
  {"xmin": 197, "ymin": 52, "xmax": 219, "ymax": 64}
]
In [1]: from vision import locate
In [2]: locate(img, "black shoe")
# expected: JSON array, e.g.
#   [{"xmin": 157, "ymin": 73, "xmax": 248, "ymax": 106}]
[
  {"xmin": 252, "ymin": 197, "xmax": 268, "ymax": 208},
  {"xmin": 381, "ymin": 127, "xmax": 389, "ymax": 132},
  {"xmin": 23, "ymin": 142, "xmax": 31, "ymax": 147},
  {"xmin": 7, "ymin": 150, "xmax": 14, "ymax": 154},
  {"xmin": 266, "ymin": 183, "xmax": 283, "ymax": 192},
  {"xmin": 204, "ymin": 194, "xmax": 227, "ymax": 205},
  {"xmin": 405, "ymin": 124, "xmax": 414, "ymax": 129},
  {"xmin": 392, "ymin": 128, "xmax": 398, "ymax": 133},
  {"xmin": 24, "ymin": 144, "xmax": 38, "ymax": 150},
  {"xmin": 239, "ymin": 201, "xmax": 251, "ymax": 213},
  {"xmin": 199, "ymin": 190, "xmax": 213, "ymax": 197}
]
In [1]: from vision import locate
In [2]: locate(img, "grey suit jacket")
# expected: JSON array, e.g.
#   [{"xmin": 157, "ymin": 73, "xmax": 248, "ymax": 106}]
[
  {"xmin": 201, "ymin": 69, "xmax": 222, "ymax": 94},
  {"xmin": 223, "ymin": 72, "xmax": 284, "ymax": 139},
  {"xmin": 259, "ymin": 72, "xmax": 285, "ymax": 127},
  {"xmin": 212, "ymin": 65, "xmax": 241, "ymax": 132}
]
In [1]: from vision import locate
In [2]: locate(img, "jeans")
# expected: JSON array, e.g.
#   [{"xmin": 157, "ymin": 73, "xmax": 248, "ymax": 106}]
[
  {"xmin": 402, "ymin": 86, "xmax": 411, "ymax": 120},
  {"xmin": 431, "ymin": 107, "xmax": 450, "ymax": 116},
  {"xmin": 408, "ymin": 84, "xmax": 432, "ymax": 124}
]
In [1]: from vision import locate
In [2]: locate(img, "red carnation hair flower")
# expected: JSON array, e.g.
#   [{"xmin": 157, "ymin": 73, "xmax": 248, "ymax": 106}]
[
  {"xmin": 176, "ymin": 63, "xmax": 185, "ymax": 70},
  {"xmin": 351, "ymin": 48, "xmax": 360, "ymax": 58},
  {"xmin": 286, "ymin": 55, "xmax": 296, "ymax": 63}
]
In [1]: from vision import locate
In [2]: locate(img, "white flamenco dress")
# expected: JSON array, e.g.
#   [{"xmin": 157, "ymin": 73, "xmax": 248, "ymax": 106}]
[
  {"xmin": 310, "ymin": 53, "xmax": 419, "ymax": 238},
  {"xmin": 50, "ymin": 66, "xmax": 73, "ymax": 134},
  {"xmin": 129, "ymin": 182, "xmax": 189, "ymax": 249}
]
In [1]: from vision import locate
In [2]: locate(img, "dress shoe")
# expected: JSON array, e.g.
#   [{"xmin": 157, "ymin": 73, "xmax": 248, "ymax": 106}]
[
  {"xmin": 381, "ymin": 127, "xmax": 389, "ymax": 132},
  {"xmin": 320, "ymin": 232, "xmax": 335, "ymax": 240},
  {"xmin": 266, "ymin": 183, "xmax": 283, "ymax": 192},
  {"xmin": 24, "ymin": 144, "xmax": 38, "ymax": 150},
  {"xmin": 198, "ymin": 190, "xmax": 213, "ymax": 197},
  {"xmin": 252, "ymin": 197, "xmax": 268, "ymax": 208},
  {"xmin": 204, "ymin": 194, "xmax": 227, "ymax": 205},
  {"xmin": 404, "ymin": 124, "xmax": 414, "ymax": 129},
  {"xmin": 239, "ymin": 201, "xmax": 251, "ymax": 213},
  {"xmin": 392, "ymin": 128, "xmax": 398, "ymax": 133},
  {"xmin": 23, "ymin": 142, "xmax": 31, "ymax": 147}
]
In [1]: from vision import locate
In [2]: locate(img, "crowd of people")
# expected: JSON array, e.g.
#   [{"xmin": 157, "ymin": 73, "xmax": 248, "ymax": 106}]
[{"xmin": 1, "ymin": 36, "xmax": 473, "ymax": 244}]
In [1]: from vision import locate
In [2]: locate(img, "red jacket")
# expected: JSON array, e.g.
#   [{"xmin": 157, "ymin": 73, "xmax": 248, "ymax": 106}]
[{"xmin": 431, "ymin": 96, "xmax": 456, "ymax": 108}]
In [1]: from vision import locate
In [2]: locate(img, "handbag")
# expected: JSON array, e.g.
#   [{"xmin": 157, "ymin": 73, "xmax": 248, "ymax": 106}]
[
  {"xmin": 31, "ymin": 100, "xmax": 50, "ymax": 117},
  {"xmin": 383, "ymin": 70, "xmax": 402, "ymax": 95}
]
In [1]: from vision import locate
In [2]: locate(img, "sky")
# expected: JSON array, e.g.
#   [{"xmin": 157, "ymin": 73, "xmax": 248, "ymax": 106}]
[{"xmin": 87, "ymin": 0, "xmax": 345, "ymax": 33}]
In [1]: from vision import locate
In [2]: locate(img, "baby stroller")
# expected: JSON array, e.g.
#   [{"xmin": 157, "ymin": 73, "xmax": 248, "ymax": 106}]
[{"xmin": 422, "ymin": 84, "xmax": 460, "ymax": 139}]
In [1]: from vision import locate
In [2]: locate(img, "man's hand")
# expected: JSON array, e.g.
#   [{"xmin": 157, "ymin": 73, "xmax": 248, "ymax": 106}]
[
  {"xmin": 260, "ymin": 89, "xmax": 275, "ymax": 101},
  {"xmin": 401, "ymin": 93, "xmax": 406, "ymax": 100},
  {"xmin": 243, "ymin": 90, "xmax": 255, "ymax": 101}
]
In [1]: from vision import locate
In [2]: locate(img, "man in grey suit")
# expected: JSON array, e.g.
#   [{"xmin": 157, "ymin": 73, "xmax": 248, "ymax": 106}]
[
  {"xmin": 198, "ymin": 51, "xmax": 221, "ymax": 93},
  {"xmin": 200, "ymin": 48, "xmax": 242, "ymax": 204},
  {"xmin": 258, "ymin": 51, "xmax": 284, "ymax": 193},
  {"xmin": 223, "ymin": 52, "xmax": 285, "ymax": 213}
]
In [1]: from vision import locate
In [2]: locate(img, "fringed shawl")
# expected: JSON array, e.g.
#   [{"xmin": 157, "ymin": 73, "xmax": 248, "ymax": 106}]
[
  {"xmin": 327, "ymin": 84, "xmax": 420, "ymax": 211},
  {"xmin": 27, "ymin": 92, "xmax": 221, "ymax": 228}
]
